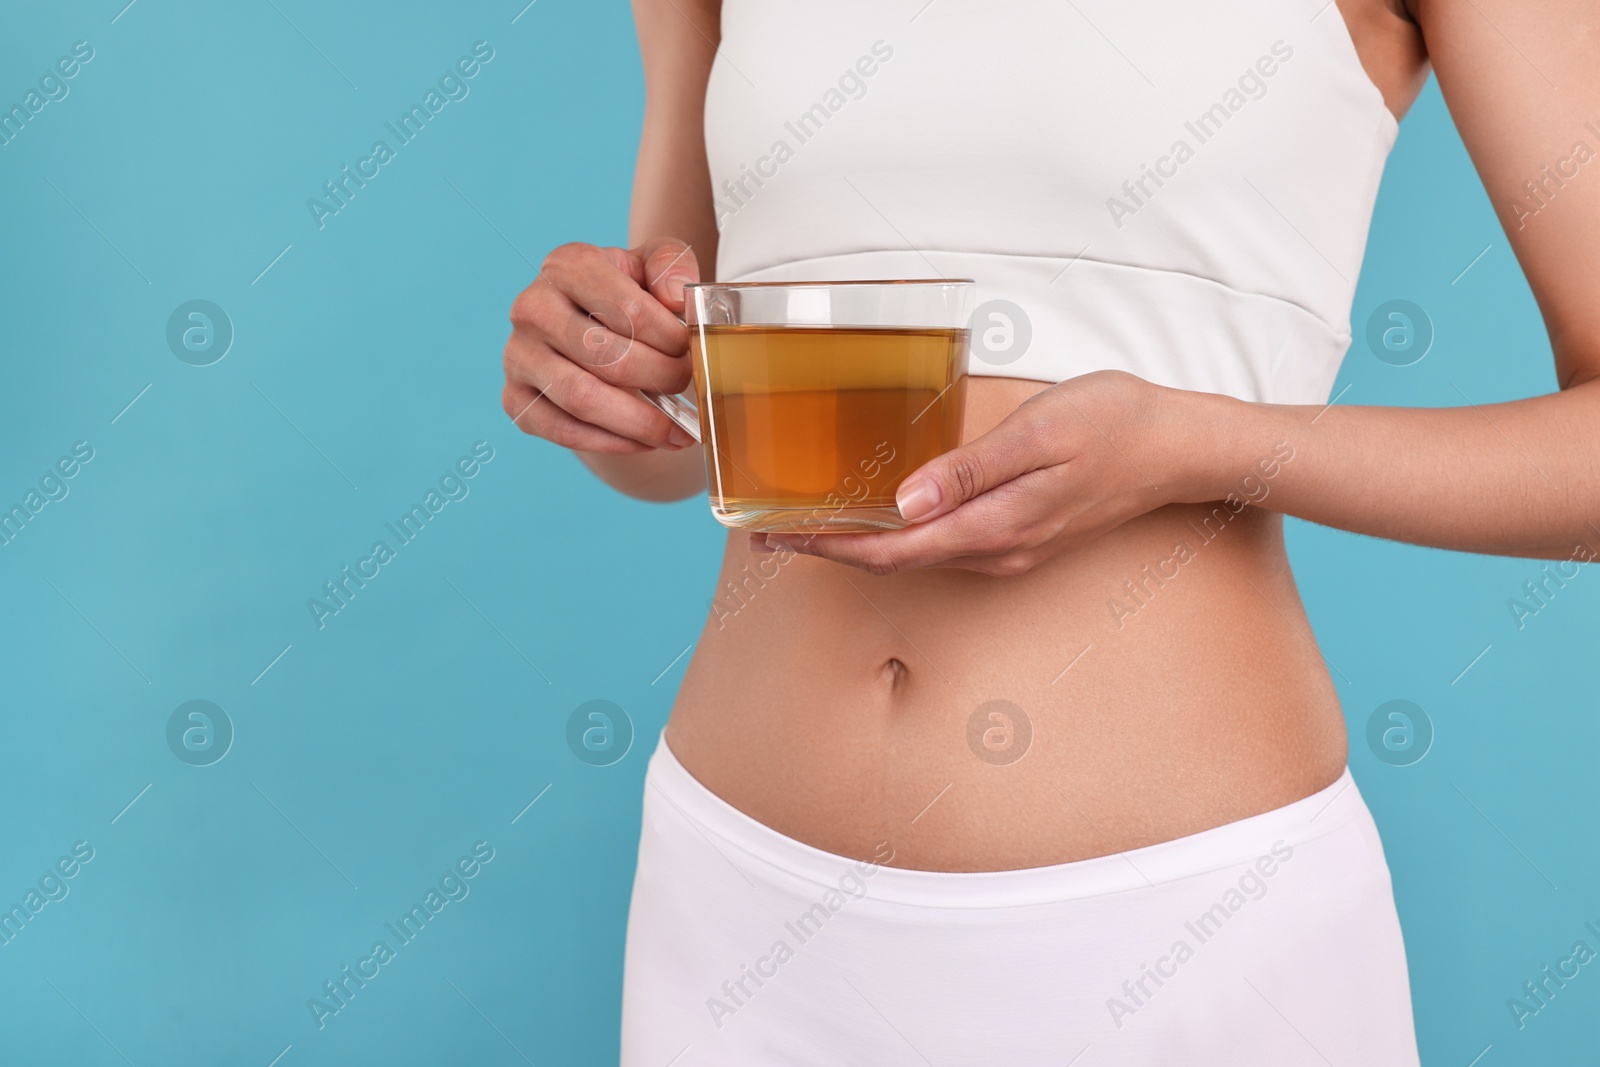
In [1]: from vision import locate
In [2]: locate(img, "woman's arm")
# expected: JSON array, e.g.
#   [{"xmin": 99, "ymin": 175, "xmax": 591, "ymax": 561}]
[
  {"xmin": 628, "ymin": 0, "xmax": 720, "ymax": 260},
  {"xmin": 768, "ymin": 0, "xmax": 1600, "ymax": 574},
  {"xmin": 501, "ymin": 0, "xmax": 719, "ymax": 503},
  {"xmin": 575, "ymin": 0, "xmax": 721, "ymax": 500},
  {"xmin": 1194, "ymin": 0, "xmax": 1600, "ymax": 560}
]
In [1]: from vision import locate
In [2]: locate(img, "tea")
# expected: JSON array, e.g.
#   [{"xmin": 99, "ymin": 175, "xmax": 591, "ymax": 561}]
[{"xmin": 691, "ymin": 324, "xmax": 968, "ymax": 532}]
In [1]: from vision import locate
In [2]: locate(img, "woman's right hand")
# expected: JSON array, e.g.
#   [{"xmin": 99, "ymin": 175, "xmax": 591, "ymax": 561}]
[{"xmin": 502, "ymin": 237, "xmax": 701, "ymax": 455}]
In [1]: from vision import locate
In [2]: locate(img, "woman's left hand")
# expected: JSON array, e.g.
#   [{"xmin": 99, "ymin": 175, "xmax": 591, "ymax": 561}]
[{"xmin": 757, "ymin": 370, "xmax": 1204, "ymax": 577}]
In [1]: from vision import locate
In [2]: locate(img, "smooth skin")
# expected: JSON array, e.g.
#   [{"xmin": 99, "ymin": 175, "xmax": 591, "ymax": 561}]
[{"xmin": 503, "ymin": 0, "xmax": 1600, "ymax": 871}]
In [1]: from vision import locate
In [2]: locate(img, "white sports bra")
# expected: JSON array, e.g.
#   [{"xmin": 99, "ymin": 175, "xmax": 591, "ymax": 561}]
[{"xmin": 703, "ymin": 1, "xmax": 1398, "ymax": 403}]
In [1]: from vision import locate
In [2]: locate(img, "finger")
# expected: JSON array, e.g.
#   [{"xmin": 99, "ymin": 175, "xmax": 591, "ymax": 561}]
[
  {"xmin": 893, "ymin": 403, "xmax": 1061, "ymax": 523},
  {"xmin": 503, "ymin": 382, "xmax": 653, "ymax": 455},
  {"xmin": 633, "ymin": 238, "xmax": 701, "ymax": 317},
  {"xmin": 769, "ymin": 471, "xmax": 1062, "ymax": 574},
  {"xmin": 548, "ymin": 290, "xmax": 694, "ymax": 394},
  {"xmin": 505, "ymin": 338, "xmax": 693, "ymax": 449},
  {"xmin": 768, "ymin": 530, "xmax": 1023, "ymax": 576},
  {"xmin": 764, "ymin": 523, "xmax": 975, "ymax": 576},
  {"xmin": 760, "ymin": 531, "xmax": 918, "ymax": 575},
  {"xmin": 541, "ymin": 242, "xmax": 688, "ymax": 358},
  {"xmin": 513, "ymin": 282, "xmax": 691, "ymax": 394},
  {"xmin": 769, "ymin": 529, "xmax": 1000, "ymax": 575}
]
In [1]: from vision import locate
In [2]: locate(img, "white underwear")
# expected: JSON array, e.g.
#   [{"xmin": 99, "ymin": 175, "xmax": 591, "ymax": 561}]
[{"xmin": 621, "ymin": 734, "xmax": 1419, "ymax": 1066}]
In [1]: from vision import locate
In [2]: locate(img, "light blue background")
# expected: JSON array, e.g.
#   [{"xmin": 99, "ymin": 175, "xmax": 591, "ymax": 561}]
[{"xmin": 0, "ymin": 2, "xmax": 1593, "ymax": 1064}]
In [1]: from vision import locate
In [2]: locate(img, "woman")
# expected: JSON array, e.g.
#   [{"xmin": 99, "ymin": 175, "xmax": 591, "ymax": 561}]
[{"xmin": 502, "ymin": 0, "xmax": 1597, "ymax": 1061}]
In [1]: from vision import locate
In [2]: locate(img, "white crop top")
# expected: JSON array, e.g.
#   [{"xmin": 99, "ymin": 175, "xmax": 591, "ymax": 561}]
[{"xmin": 703, "ymin": 1, "xmax": 1398, "ymax": 403}]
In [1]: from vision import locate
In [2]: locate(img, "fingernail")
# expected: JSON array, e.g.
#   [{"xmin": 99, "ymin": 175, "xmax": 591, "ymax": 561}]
[
  {"xmin": 667, "ymin": 427, "xmax": 695, "ymax": 449},
  {"xmin": 766, "ymin": 538, "xmax": 794, "ymax": 553},
  {"xmin": 751, "ymin": 535, "xmax": 776, "ymax": 553},
  {"xmin": 895, "ymin": 478, "xmax": 942, "ymax": 522},
  {"xmin": 663, "ymin": 275, "xmax": 688, "ymax": 304}
]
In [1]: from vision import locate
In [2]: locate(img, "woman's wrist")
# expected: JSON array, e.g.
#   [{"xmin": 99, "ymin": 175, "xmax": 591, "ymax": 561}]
[
  {"xmin": 1150, "ymin": 385, "xmax": 1295, "ymax": 505},
  {"xmin": 578, "ymin": 445, "xmax": 707, "ymax": 502}
]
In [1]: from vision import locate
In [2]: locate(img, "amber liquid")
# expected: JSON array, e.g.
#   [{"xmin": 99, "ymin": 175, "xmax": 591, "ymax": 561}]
[{"xmin": 691, "ymin": 324, "xmax": 968, "ymax": 532}]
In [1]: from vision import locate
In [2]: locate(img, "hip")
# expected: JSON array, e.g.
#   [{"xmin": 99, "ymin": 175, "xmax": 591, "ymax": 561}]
[{"xmin": 621, "ymin": 733, "xmax": 1417, "ymax": 1066}]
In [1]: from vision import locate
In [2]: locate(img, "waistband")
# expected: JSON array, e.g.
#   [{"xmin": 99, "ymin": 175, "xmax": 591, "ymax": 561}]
[{"xmin": 645, "ymin": 731, "xmax": 1373, "ymax": 910}]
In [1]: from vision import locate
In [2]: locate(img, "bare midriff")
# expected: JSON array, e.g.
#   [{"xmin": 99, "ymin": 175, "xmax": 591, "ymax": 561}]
[{"xmin": 664, "ymin": 376, "xmax": 1348, "ymax": 872}]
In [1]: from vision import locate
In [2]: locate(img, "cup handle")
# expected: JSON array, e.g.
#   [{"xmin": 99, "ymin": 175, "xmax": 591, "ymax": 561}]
[{"xmin": 641, "ymin": 389, "xmax": 701, "ymax": 443}]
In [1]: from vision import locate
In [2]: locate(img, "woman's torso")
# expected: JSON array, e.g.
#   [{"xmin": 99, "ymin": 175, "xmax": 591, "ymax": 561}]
[{"xmin": 665, "ymin": 0, "xmax": 1426, "ymax": 871}]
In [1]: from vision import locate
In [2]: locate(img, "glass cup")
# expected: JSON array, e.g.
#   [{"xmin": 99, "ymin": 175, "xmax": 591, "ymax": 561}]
[{"xmin": 643, "ymin": 280, "xmax": 974, "ymax": 533}]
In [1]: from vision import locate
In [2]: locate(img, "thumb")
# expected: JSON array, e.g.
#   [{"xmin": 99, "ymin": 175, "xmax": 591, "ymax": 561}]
[
  {"xmin": 636, "ymin": 238, "xmax": 701, "ymax": 316},
  {"xmin": 894, "ymin": 416, "xmax": 1049, "ymax": 523}
]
